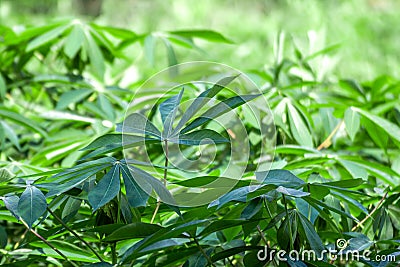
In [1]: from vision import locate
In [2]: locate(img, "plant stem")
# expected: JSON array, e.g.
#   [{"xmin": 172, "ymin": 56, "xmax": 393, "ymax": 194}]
[
  {"xmin": 317, "ymin": 120, "xmax": 343, "ymax": 150},
  {"xmin": 352, "ymin": 191, "xmax": 388, "ymax": 231},
  {"xmin": 20, "ymin": 220, "xmax": 79, "ymax": 267},
  {"xmin": 192, "ymin": 236, "xmax": 216, "ymax": 267},
  {"xmin": 282, "ymin": 195, "xmax": 294, "ymax": 251},
  {"xmin": 256, "ymin": 225, "xmax": 278, "ymax": 267},
  {"xmin": 151, "ymin": 140, "xmax": 169, "ymax": 224},
  {"xmin": 111, "ymin": 242, "xmax": 117, "ymax": 264},
  {"xmin": 46, "ymin": 207, "xmax": 105, "ymax": 262}
]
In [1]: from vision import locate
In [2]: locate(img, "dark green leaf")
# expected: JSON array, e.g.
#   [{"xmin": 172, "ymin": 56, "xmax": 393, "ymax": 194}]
[
  {"xmin": 256, "ymin": 169, "xmax": 305, "ymax": 188},
  {"xmin": 171, "ymin": 129, "xmax": 229, "ymax": 145},
  {"xmin": 17, "ymin": 185, "xmax": 47, "ymax": 228},
  {"xmin": 160, "ymin": 89, "xmax": 184, "ymax": 136},
  {"xmin": 104, "ymin": 222, "xmax": 162, "ymax": 242},
  {"xmin": 181, "ymin": 94, "xmax": 260, "ymax": 134},
  {"xmin": 88, "ymin": 164, "xmax": 121, "ymax": 212},
  {"xmin": 120, "ymin": 165, "xmax": 150, "ymax": 207}
]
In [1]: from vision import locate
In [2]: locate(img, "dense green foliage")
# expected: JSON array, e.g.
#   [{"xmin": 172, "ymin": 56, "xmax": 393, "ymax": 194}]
[{"xmin": 1, "ymin": 2, "xmax": 400, "ymax": 267}]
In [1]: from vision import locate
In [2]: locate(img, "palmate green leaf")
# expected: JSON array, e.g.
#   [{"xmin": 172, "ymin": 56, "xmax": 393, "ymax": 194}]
[
  {"xmin": 120, "ymin": 165, "xmax": 150, "ymax": 207},
  {"xmin": 17, "ymin": 185, "xmax": 47, "ymax": 228},
  {"xmin": 117, "ymin": 113, "xmax": 162, "ymax": 139},
  {"xmin": 26, "ymin": 24, "xmax": 71, "ymax": 52},
  {"xmin": 344, "ymin": 107, "xmax": 360, "ymax": 141},
  {"xmin": 64, "ymin": 24, "xmax": 85, "ymax": 59},
  {"xmin": 287, "ymin": 102, "xmax": 313, "ymax": 147},
  {"xmin": 173, "ymin": 75, "xmax": 239, "ymax": 134},
  {"xmin": 353, "ymin": 107, "xmax": 400, "ymax": 145},
  {"xmin": 127, "ymin": 165, "xmax": 176, "ymax": 205},
  {"xmin": 103, "ymin": 222, "xmax": 162, "ymax": 242},
  {"xmin": 171, "ymin": 129, "xmax": 229, "ymax": 145},
  {"xmin": 160, "ymin": 89, "xmax": 184, "ymax": 136},
  {"xmin": 88, "ymin": 164, "xmax": 121, "ymax": 212},
  {"xmin": 56, "ymin": 89, "xmax": 92, "ymax": 110},
  {"xmin": 180, "ymin": 94, "xmax": 261, "ymax": 134}
]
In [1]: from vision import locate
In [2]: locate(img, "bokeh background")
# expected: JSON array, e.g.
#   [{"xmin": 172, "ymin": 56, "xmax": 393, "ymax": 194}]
[{"xmin": 1, "ymin": 0, "xmax": 399, "ymax": 79}]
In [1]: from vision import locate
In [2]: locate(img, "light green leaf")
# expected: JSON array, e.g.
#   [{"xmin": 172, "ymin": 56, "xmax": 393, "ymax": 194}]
[
  {"xmin": 56, "ymin": 89, "xmax": 92, "ymax": 110},
  {"xmin": 0, "ymin": 107, "xmax": 47, "ymax": 137},
  {"xmin": 344, "ymin": 107, "xmax": 360, "ymax": 141},
  {"xmin": 144, "ymin": 34, "xmax": 155, "ymax": 66},
  {"xmin": 353, "ymin": 107, "xmax": 400, "ymax": 145},
  {"xmin": 169, "ymin": 30, "xmax": 233, "ymax": 43},
  {"xmin": 338, "ymin": 159, "xmax": 368, "ymax": 180},
  {"xmin": 0, "ymin": 121, "xmax": 20, "ymax": 150},
  {"xmin": 287, "ymin": 103, "xmax": 313, "ymax": 147},
  {"xmin": 84, "ymin": 30, "xmax": 105, "ymax": 80},
  {"xmin": 30, "ymin": 240, "xmax": 98, "ymax": 262},
  {"xmin": 27, "ymin": 24, "xmax": 70, "ymax": 52},
  {"xmin": 64, "ymin": 24, "xmax": 85, "ymax": 59},
  {"xmin": 17, "ymin": 185, "xmax": 47, "ymax": 228}
]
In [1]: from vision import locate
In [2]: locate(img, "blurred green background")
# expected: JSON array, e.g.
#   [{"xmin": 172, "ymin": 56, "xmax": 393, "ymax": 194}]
[{"xmin": 1, "ymin": 0, "xmax": 399, "ymax": 80}]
